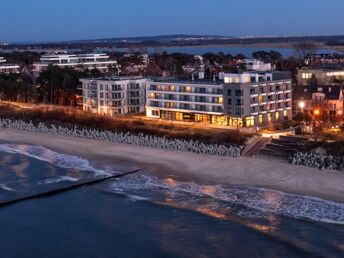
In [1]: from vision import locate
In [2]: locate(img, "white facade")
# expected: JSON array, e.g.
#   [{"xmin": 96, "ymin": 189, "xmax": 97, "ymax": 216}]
[
  {"xmin": 238, "ymin": 59, "xmax": 272, "ymax": 72},
  {"xmin": 33, "ymin": 53, "xmax": 118, "ymax": 74},
  {"xmin": 0, "ymin": 57, "xmax": 20, "ymax": 74},
  {"xmin": 224, "ymin": 72, "xmax": 273, "ymax": 84},
  {"xmin": 146, "ymin": 79, "xmax": 226, "ymax": 125},
  {"xmin": 146, "ymin": 72, "xmax": 292, "ymax": 127},
  {"xmin": 81, "ymin": 77, "xmax": 147, "ymax": 116}
]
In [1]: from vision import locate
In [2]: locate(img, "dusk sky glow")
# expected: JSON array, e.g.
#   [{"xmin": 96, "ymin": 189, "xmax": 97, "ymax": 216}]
[{"xmin": 1, "ymin": 0, "xmax": 344, "ymax": 42}]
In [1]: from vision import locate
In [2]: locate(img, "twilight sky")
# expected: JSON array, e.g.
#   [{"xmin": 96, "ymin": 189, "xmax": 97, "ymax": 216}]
[{"xmin": 1, "ymin": 0, "xmax": 344, "ymax": 42}]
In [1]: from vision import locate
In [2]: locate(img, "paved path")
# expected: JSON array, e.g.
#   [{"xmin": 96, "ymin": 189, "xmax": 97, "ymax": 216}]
[{"xmin": 243, "ymin": 137, "xmax": 271, "ymax": 157}]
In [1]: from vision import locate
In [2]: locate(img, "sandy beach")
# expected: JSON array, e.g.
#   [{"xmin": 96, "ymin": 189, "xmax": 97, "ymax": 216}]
[{"xmin": 1, "ymin": 128, "xmax": 344, "ymax": 203}]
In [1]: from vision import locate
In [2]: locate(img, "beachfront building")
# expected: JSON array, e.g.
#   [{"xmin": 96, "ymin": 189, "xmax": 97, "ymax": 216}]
[
  {"xmin": 297, "ymin": 68, "xmax": 344, "ymax": 85},
  {"xmin": 223, "ymin": 72, "xmax": 292, "ymax": 127},
  {"xmin": 237, "ymin": 59, "xmax": 272, "ymax": 72},
  {"xmin": 0, "ymin": 57, "xmax": 20, "ymax": 74},
  {"xmin": 146, "ymin": 71, "xmax": 292, "ymax": 127},
  {"xmin": 33, "ymin": 53, "xmax": 118, "ymax": 74},
  {"xmin": 146, "ymin": 79, "xmax": 226, "ymax": 125},
  {"xmin": 80, "ymin": 77, "xmax": 147, "ymax": 115},
  {"xmin": 293, "ymin": 85, "xmax": 344, "ymax": 120}
]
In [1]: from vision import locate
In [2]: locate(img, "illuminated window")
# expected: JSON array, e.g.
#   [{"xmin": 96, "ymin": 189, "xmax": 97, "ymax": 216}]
[
  {"xmin": 258, "ymin": 96, "xmax": 263, "ymax": 104},
  {"xmin": 245, "ymin": 117, "xmax": 255, "ymax": 127},
  {"xmin": 176, "ymin": 112, "xmax": 183, "ymax": 121},
  {"xmin": 284, "ymin": 110, "xmax": 287, "ymax": 117},
  {"xmin": 219, "ymin": 97, "xmax": 223, "ymax": 104},
  {"xmin": 259, "ymin": 115, "xmax": 263, "ymax": 124},
  {"xmin": 276, "ymin": 112, "xmax": 280, "ymax": 120},
  {"xmin": 268, "ymin": 113, "xmax": 272, "ymax": 122}
]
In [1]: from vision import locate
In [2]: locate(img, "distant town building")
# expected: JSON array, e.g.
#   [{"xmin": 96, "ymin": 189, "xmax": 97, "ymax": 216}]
[
  {"xmin": 33, "ymin": 53, "xmax": 118, "ymax": 74},
  {"xmin": 237, "ymin": 59, "xmax": 273, "ymax": 71},
  {"xmin": 146, "ymin": 71, "xmax": 292, "ymax": 127},
  {"xmin": 294, "ymin": 85, "xmax": 343, "ymax": 120},
  {"xmin": 0, "ymin": 57, "xmax": 20, "ymax": 74},
  {"xmin": 80, "ymin": 77, "xmax": 147, "ymax": 115},
  {"xmin": 297, "ymin": 68, "xmax": 344, "ymax": 85},
  {"xmin": 304, "ymin": 54, "xmax": 344, "ymax": 68}
]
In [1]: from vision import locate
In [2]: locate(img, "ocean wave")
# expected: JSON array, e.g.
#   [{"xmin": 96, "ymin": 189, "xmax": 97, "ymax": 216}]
[
  {"xmin": 0, "ymin": 144, "xmax": 110, "ymax": 177},
  {"xmin": 111, "ymin": 174, "xmax": 344, "ymax": 225}
]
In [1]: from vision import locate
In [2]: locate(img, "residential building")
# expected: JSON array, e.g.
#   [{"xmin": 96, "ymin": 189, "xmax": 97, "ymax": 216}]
[
  {"xmin": 223, "ymin": 72, "xmax": 292, "ymax": 127},
  {"xmin": 0, "ymin": 57, "xmax": 20, "ymax": 74},
  {"xmin": 304, "ymin": 54, "xmax": 344, "ymax": 68},
  {"xmin": 80, "ymin": 77, "xmax": 147, "ymax": 115},
  {"xmin": 33, "ymin": 53, "xmax": 118, "ymax": 74},
  {"xmin": 146, "ymin": 78, "xmax": 226, "ymax": 125},
  {"xmin": 293, "ymin": 85, "xmax": 343, "ymax": 120},
  {"xmin": 146, "ymin": 71, "xmax": 292, "ymax": 127},
  {"xmin": 237, "ymin": 59, "xmax": 272, "ymax": 71},
  {"xmin": 297, "ymin": 68, "xmax": 344, "ymax": 85}
]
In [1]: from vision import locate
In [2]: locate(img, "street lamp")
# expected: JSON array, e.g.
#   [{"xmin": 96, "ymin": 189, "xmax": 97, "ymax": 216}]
[
  {"xmin": 313, "ymin": 109, "xmax": 320, "ymax": 142},
  {"xmin": 299, "ymin": 101, "xmax": 305, "ymax": 111}
]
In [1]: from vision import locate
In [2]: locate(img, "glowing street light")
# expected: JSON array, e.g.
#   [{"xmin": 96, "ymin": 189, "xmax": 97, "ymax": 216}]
[
  {"xmin": 314, "ymin": 109, "xmax": 320, "ymax": 116},
  {"xmin": 299, "ymin": 101, "xmax": 305, "ymax": 110}
]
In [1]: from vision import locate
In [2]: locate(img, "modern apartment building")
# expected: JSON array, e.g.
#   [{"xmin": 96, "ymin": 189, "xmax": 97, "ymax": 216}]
[
  {"xmin": 237, "ymin": 59, "xmax": 272, "ymax": 71},
  {"xmin": 297, "ymin": 68, "xmax": 344, "ymax": 85},
  {"xmin": 0, "ymin": 57, "xmax": 20, "ymax": 74},
  {"xmin": 146, "ymin": 79, "xmax": 226, "ymax": 125},
  {"xmin": 223, "ymin": 72, "xmax": 292, "ymax": 127},
  {"xmin": 146, "ymin": 71, "xmax": 292, "ymax": 127},
  {"xmin": 34, "ymin": 53, "xmax": 118, "ymax": 74},
  {"xmin": 80, "ymin": 77, "xmax": 147, "ymax": 115}
]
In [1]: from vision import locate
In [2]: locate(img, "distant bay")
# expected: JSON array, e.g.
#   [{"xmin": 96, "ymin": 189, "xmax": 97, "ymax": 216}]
[{"xmin": 109, "ymin": 45, "xmax": 342, "ymax": 57}]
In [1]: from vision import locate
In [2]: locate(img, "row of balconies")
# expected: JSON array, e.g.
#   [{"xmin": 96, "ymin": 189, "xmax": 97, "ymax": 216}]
[
  {"xmin": 148, "ymin": 94, "xmax": 223, "ymax": 104},
  {"xmin": 149, "ymin": 102, "xmax": 223, "ymax": 113},
  {"xmin": 148, "ymin": 87, "xmax": 223, "ymax": 95}
]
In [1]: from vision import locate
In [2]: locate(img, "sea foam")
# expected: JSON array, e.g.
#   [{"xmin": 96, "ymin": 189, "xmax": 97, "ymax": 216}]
[
  {"xmin": 0, "ymin": 144, "xmax": 110, "ymax": 177},
  {"xmin": 111, "ymin": 174, "xmax": 344, "ymax": 225}
]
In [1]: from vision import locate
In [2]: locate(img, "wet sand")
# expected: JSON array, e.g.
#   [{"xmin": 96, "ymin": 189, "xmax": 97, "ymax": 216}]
[{"xmin": 1, "ymin": 129, "xmax": 344, "ymax": 203}]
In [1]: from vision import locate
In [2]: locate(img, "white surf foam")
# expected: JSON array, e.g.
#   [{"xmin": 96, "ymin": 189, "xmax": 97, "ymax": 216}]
[
  {"xmin": 0, "ymin": 184, "xmax": 15, "ymax": 192},
  {"xmin": 38, "ymin": 176, "xmax": 79, "ymax": 185},
  {"xmin": 0, "ymin": 144, "xmax": 111, "ymax": 177},
  {"xmin": 111, "ymin": 174, "xmax": 344, "ymax": 225}
]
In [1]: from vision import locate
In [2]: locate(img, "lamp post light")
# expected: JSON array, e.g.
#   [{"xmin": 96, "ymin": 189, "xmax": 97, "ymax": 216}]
[
  {"xmin": 298, "ymin": 101, "xmax": 306, "ymax": 131},
  {"xmin": 313, "ymin": 109, "xmax": 320, "ymax": 142}
]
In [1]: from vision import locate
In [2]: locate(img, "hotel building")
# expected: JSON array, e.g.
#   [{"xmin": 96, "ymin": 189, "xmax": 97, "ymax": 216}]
[
  {"xmin": 146, "ymin": 72, "xmax": 292, "ymax": 127},
  {"xmin": 80, "ymin": 77, "xmax": 147, "ymax": 115},
  {"xmin": 0, "ymin": 57, "xmax": 20, "ymax": 74},
  {"xmin": 33, "ymin": 53, "xmax": 118, "ymax": 74},
  {"xmin": 297, "ymin": 68, "xmax": 344, "ymax": 85}
]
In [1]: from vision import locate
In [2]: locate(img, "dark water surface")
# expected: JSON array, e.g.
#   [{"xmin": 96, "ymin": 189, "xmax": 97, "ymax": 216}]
[{"xmin": 0, "ymin": 144, "xmax": 344, "ymax": 258}]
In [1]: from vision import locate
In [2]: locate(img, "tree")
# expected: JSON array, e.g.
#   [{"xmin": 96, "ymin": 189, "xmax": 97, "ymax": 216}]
[{"xmin": 293, "ymin": 42, "xmax": 318, "ymax": 64}]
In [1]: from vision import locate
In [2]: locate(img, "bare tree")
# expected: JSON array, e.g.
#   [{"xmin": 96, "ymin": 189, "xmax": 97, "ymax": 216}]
[{"xmin": 293, "ymin": 42, "xmax": 318, "ymax": 64}]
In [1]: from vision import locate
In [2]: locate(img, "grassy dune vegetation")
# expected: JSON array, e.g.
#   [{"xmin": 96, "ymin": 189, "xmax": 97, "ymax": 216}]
[{"xmin": 0, "ymin": 104, "xmax": 249, "ymax": 146}]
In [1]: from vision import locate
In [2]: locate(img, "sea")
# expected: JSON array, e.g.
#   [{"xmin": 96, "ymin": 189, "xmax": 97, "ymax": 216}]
[
  {"xmin": 0, "ymin": 143, "xmax": 344, "ymax": 258},
  {"xmin": 104, "ymin": 46, "xmax": 342, "ymax": 57}
]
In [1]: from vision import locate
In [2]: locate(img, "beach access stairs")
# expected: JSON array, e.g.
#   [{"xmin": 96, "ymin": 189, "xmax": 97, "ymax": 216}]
[{"xmin": 259, "ymin": 135, "xmax": 308, "ymax": 158}]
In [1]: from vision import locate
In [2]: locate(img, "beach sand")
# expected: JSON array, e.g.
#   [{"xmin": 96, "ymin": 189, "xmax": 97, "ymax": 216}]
[{"xmin": 1, "ymin": 128, "xmax": 344, "ymax": 203}]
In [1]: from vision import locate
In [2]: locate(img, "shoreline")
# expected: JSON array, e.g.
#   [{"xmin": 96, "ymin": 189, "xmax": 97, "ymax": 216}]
[{"xmin": 1, "ymin": 128, "xmax": 344, "ymax": 203}]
